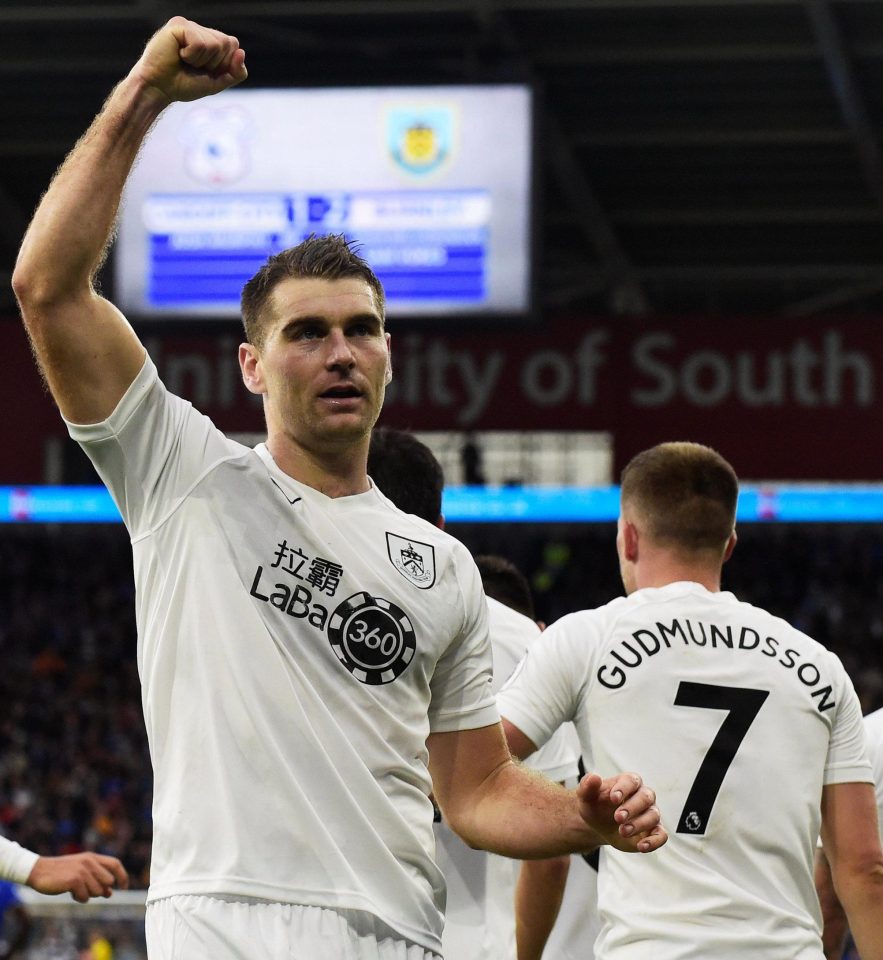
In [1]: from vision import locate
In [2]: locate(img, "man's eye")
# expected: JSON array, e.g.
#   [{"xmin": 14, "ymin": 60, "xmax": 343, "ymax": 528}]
[{"xmin": 296, "ymin": 326, "xmax": 322, "ymax": 340}]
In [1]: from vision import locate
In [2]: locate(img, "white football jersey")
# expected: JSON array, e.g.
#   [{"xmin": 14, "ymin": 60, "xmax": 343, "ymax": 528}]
[
  {"xmin": 68, "ymin": 358, "xmax": 499, "ymax": 954},
  {"xmin": 864, "ymin": 707, "xmax": 883, "ymax": 835},
  {"xmin": 437, "ymin": 597, "xmax": 579, "ymax": 960},
  {"xmin": 498, "ymin": 581, "xmax": 872, "ymax": 960}
]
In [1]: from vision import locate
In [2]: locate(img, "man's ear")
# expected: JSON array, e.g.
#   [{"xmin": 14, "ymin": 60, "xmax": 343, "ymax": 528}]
[
  {"xmin": 239, "ymin": 342, "xmax": 265, "ymax": 395},
  {"xmin": 384, "ymin": 332, "xmax": 393, "ymax": 385},
  {"xmin": 623, "ymin": 520, "xmax": 640, "ymax": 563},
  {"xmin": 723, "ymin": 530, "xmax": 738, "ymax": 563}
]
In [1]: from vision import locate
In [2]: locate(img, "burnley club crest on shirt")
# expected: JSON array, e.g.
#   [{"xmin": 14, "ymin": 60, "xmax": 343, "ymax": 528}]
[{"xmin": 386, "ymin": 533, "xmax": 436, "ymax": 590}]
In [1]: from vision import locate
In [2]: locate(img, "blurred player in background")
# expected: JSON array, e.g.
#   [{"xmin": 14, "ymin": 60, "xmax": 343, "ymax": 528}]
[
  {"xmin": 470, "ymin": 555, "xmax": 579, "ymax": 960},
  {"xmin": 368, "ymin": 428, "xmax": 582, "ymax": 960},
  {"xmin": 366, "ymin": 427, "xmax": 446, "ymax": 529},
  {"xmin": 539, "ymin": 759, "xmax": 603, "ymax": 960},
  {"xmin": 13, "ymin": 18, "xmax": 665, "ymax": 960},
  {"xmin": 816, "ymin": 706, "xmax": 883, "ymax": 959},
  {"xmin": 499, "ymin": 441, "xmax": 883, "ymax": 959}
]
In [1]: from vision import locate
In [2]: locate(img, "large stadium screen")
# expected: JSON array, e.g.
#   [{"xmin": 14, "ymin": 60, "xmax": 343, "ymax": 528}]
[{"xmin": 114, "ymin": 85, "xmax": 534, "ymax": 321}]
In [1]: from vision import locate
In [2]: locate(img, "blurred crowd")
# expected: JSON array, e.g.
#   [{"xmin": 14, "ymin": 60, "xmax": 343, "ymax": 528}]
[
  {"xmin": 0, "ymin": 529, "xmax": 151, "ymax": 889},
  {"xmin": 0, "ymin": 521, "xmax": 881, "ymax": 889}
]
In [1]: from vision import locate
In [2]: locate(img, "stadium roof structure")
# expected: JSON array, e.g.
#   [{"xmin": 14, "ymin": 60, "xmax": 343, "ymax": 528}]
[{"xmin": 4, "ymin": 0, "xmax": 883, "ymax": 318}]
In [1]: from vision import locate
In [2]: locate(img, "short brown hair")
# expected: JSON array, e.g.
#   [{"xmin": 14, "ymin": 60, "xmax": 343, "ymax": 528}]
[
  {"xmin": 368, "ymin": 427, "xmax": 444, "ymax": 525},
  {"xmin": 240, "ymin": 234, "xmax": 386, "ymax": 346},
  {"xmin": 620, "ymin": 442, "xmax": 738, "ymax": 554},
  {"xmin": 474, "ymin": 554, "xmax": 535, "ymax": 621}
]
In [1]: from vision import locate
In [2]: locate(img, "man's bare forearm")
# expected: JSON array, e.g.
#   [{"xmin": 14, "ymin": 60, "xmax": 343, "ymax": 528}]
[
  {"xmin": 814, "ymin": 848, "xmax": 848, "ymax": 960},
  {"xmin": 15, "ymin": 16, "xmax": 246, "ymax": 312},
  {"xmin": 449, "ymin": 761, "xmax": 662, "ymax": 859},
  {"xmin": 12, "ymin": 19, "xmax": 246, "ymax": 422},
  {"xmin": 455, "ymin": 762, "xmax": 600, "ymax": 858},
  {"xmin": 838, "ymin": 866, "xmax": 883, "ymax": 960},
  {"xmin": 429, "ymin": 724, "xmax": 665, "ymax": 862}
]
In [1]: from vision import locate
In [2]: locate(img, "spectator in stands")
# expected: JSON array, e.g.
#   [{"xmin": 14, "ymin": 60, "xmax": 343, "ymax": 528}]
[{"xmin": 0, "ymin": 879, "xmax": 31, "ymax": 959}]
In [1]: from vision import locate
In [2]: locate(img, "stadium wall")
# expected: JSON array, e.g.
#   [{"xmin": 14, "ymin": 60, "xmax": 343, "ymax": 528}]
[{"xmin": 2, "ymin": 313, "xmax": 878, "ymax": 482}]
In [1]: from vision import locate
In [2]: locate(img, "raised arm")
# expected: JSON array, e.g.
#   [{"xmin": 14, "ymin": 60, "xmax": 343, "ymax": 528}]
[
  {"xmin": 427, "ymin": 723, "xmax": 665, "ymax": 859},
  {"xmin": 12, "ymin": 17, "xmax": 247, "ymax": 424},
  {"xmin": 820, "ymin": 780, "xmax": 883, "ymax": 960}
]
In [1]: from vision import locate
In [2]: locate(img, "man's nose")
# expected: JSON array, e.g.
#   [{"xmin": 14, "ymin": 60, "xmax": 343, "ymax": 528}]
[{"xmin": 325, "ymin": 329, "xmax": 355, "ymax": 368}]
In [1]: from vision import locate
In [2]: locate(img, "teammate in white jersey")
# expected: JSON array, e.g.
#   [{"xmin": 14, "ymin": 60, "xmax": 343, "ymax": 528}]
[
  {"xmin": 541, "ymin": 764, "xmax": 603, "ymax": 960},
  {"xmin": 816, "ymin": 706, "xmax": 883, "ymax": 959},
  {"xmin": 499, "ymin": 442, "xmax": 883, "ymax": 960},
  {"xmin": 367, "ymin": 430, "xmax": 581, "ymax": 960},
  {"xmin": 438, "ymin": 565, "xmax": 579, "ymax": 960},
  {"xmin": 13, "ymin": 19, "xmax": 665, "ymax": 960},
  {"xmin": 475, "ymin": 554, "xmax": 602, "ymax": 960},
  {"xmin": 472, "ymin": 558, "xmax": 578, "ymax": 960}
]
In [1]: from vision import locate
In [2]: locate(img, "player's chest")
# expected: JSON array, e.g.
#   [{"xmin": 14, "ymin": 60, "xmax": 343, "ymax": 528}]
[{"xmin": 207, "ymin": 488, "xmax": 457, "ymax": 687}]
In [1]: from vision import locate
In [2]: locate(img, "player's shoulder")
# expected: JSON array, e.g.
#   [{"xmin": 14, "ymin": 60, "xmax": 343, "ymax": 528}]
[
  {"xmin": 487, "ymin": 595, "xmax": 540, "ymax": 644},
  {"xmin": 368, "ymin": 484, "xmax": 467, "ymax": 559},
  {"xmin": 147, "ymin": 354, "xmax": 252, "ymax": 461},
  {"xmin": 724, "ymin": 590, "xmax": 832, "ymax": 654},
  {"xmin": 544, "ymin": 593, "xmax": 632, "ymax": 642},
  {"xmin": 637, "ymin": 581, "xmax": 829, "ymax": 649}
]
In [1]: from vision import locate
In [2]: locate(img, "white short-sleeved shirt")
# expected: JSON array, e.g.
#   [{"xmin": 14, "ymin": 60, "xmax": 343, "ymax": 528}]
[
  {"xmin": 864, "ymin": 707, "xmax": 883, "ymax": 835},
  {"xmin": 436, "ymin": 598, "xmax": 579, "ymax": 960},
  {"xmin": 498, "ymin": 581, "xmax": 872, "ymax": 960},
  {"xmin": 67, "ymin": 358, "xmax": 499, "ymax": 954}
]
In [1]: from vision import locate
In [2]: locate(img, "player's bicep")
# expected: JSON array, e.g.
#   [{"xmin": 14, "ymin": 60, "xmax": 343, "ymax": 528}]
[
  {"xmin": 821, "ymin": 780, "xmax": 883, "ymax": 878},
  {"xmin": 22, "ymin": 290, "xmax": 146, "ymax": 424},
  {"xmin": 502, "ymin": 716, "xmax": 539, "ymax": 761}
]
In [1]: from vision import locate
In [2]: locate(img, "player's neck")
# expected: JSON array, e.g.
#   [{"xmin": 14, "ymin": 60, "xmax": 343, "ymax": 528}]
[
  {"xmin": 266, "ymin": 434, "xmax": 371, "ymax": 498},
  {"xmin": 634, "ymin": 556, "xmax": 722, "ymax": 594}
]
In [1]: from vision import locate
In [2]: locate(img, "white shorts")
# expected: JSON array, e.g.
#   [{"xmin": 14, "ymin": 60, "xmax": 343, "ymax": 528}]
[{"xmin": 145, "ymin": 896, "xmax": 443, "ymax": 960}]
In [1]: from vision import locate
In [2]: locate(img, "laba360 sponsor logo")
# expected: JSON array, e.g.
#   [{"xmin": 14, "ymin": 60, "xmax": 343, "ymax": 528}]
[{"xmin": 249, "ymin": 568, "xmax": 417, "ymax": 685}]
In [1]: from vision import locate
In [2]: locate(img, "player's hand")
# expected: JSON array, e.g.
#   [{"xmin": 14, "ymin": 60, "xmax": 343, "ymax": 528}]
[
  {"xmin": 26, "ymin": 852, "xmax": 129, "ymax": 903},
  {"xmin": 577, "ymin": 771, "xmax": 667, "ymax": 853},
  {"xmin": 130, "ymin": 16, "xmax": 247, "ymax": 106}
]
